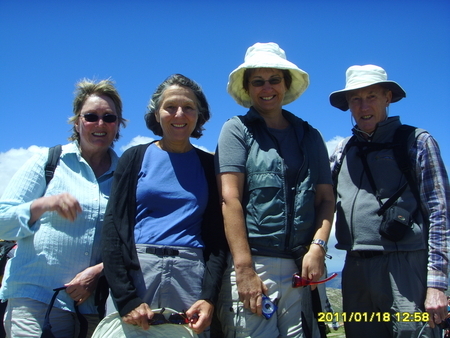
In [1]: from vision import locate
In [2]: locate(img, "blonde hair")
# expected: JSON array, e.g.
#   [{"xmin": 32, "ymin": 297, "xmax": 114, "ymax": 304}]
[{"xmin": 68, "ymin": 78, "xmax": 127, "ymax": 142}]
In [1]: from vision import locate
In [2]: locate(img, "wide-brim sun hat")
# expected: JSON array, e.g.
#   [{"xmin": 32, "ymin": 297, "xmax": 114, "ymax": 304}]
[
  {"xmin": 329, "ymin": 64, "xmax": 406, "ymax": 111},
  {"xmin": 92, "ymin": 309, "xmax": 198, "ymax": 338},
  {"xmin": 227, "ymin": 42, "xmax": 309, "ymax": 108}
]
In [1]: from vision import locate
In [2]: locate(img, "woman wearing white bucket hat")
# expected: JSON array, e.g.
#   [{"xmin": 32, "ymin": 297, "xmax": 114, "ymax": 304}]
[
  {"xmin": 329, "ymin": 65, "xmax": 450, "ymax": 338},
  {"xmin": 215, "ymin": 42, "xmax": 335, "ymax": 337}
]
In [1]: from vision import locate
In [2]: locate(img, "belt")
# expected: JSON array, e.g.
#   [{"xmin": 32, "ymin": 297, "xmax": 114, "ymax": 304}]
[
  {"xmin": 348, "ymin": 251, "xmax": 388, "ymax": 258},
  {"xmin": 145, "ymin": 247, "xmax": 180, "ymax": 256}
]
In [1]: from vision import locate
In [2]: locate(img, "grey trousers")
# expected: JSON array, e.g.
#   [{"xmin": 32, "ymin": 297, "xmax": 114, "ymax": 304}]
[
  {"xmin": 4, "ymin": 297, "xmax": 99, "ymax": 338},
  {"xmin": 112, "ymin": 244, "xmax": 210, "ymax": 338},
  {"xmin": 342, "ymin": 249, "xmax": 440, "ymax": 338}
]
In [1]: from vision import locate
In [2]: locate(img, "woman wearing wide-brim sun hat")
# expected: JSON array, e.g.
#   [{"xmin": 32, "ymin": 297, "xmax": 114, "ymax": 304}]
[{"xmin": 215, "ymin": 42, "xmax": 335, "ymax": 337}]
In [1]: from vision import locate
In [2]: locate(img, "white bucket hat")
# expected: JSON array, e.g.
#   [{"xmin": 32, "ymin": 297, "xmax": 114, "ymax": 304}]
[
  {"xmin": 329, "ymin": 64, "xmax": 406, "ymax": 111},
  {"xmin": 92, "ymin": 309, "xmax": 198, "ymax": 338},
  {"xmin": 227, "ymin": 42, "xmax": 309, "ymax": 108}
]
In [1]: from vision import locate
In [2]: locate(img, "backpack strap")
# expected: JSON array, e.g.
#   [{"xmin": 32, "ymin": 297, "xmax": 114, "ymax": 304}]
[
  {"xmin": 392, "ymin": 125, "xmax": 419, "ymax": 199},
  {"xmin": 44, "ymin": 145, "xmax": 62, "ymax": 185},
  {"xmin": 392, "ymin": 125, "xmax": 429, "ymax": 224}
]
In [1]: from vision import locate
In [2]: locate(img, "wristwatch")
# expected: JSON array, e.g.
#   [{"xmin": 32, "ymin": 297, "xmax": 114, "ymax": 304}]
[{"xmin": 311, "ymin": 239, "xmax": 328, "ymax": 253}]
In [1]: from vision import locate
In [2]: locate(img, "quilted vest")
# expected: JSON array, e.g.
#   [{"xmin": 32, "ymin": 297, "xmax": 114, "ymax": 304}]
[
  {"xmin": 237, "ymin": 108, "xmax": 322, "ymax": 257},
  {"xmin": 335, "ymin": 117, "xmax": 427, "ymax": 251}
]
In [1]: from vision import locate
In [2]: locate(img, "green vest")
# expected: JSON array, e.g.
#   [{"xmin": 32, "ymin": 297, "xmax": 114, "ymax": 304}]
[{"xmin": 237, "ymin": 108, "xmax": 322, "ymax": 257}]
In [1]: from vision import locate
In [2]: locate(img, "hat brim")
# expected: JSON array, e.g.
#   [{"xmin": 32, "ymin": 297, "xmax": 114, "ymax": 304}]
[
  {"xmin": 227, "ymin": 57, "xmax": 309, "ymax": 108},
  {"xmin": 329, "ymin": 81, "xmax": 406, "ymax": 111}
]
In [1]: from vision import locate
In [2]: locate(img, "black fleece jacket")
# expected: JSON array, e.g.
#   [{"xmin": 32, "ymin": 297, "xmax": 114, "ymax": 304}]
[{"xmin": 101, "ymin": 142, "xmax": 228, "ymax": 317}]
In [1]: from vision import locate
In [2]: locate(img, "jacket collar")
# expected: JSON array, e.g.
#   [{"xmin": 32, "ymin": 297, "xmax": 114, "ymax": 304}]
[{"xmin": 353, "ymin": 116, "xmax": 402, "ymax": 143}]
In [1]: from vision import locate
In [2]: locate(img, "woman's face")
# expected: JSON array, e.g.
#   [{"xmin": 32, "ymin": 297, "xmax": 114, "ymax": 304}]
[
  {"xmin": 75, "ymin": 94, "xmax": 119, "ymax": 154},
  {"xmin": 247, "ymin": 68, "xmax": 287, "ymax": 115},
  {"xmin": 156, "ymin": 85, "xmax": 199, "ymax": 144}
]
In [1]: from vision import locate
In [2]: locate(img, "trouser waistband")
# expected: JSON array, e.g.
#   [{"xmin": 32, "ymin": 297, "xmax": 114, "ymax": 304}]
[
  {"xmin": 136, "ymin": 244, "xmax": 203, "ymax": 259},
  {"xmin": 347, "ymin": 250, "xmax": 392, "ymax": 259}
]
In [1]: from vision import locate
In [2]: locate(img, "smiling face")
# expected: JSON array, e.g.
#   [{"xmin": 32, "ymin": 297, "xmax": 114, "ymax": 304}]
[
  {"xmin": 247, "ymin": 68, "xmax": 287, "ymax": 115},
  {"xmin": 156, "ymin": 85, "xmax": 199, "ymax": 150},
  {"xmin": 347, "ymin": 84, "xmax": 392, "ymax": 135},
  {"xmin": 75, "ymin": 94, "xmax": 119, "ymax": 155}
]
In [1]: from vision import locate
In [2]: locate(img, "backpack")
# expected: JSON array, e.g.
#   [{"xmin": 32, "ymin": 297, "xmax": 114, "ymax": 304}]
[{"xmin": 44, "ymin": 145, "xmax": 62, "ymax": 185}]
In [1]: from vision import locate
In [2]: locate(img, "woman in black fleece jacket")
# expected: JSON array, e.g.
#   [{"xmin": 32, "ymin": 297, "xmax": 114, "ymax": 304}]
[{"xmin": 101, "ymin": 74, "xmax": 227, "ymax": 336}]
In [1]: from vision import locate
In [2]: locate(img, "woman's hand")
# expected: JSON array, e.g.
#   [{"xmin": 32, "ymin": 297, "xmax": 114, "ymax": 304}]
[
  {"xmin": 29, "ymin": 193, "xmax": 82, "ymax": 224},
  {"xmin": 301, "ymin": 244, "xmax": 326, "ymax": 290},
  {"xmin": 236, "ymin": 266, "xmax": 268, "ymax": 316},
  {"xmin": 185, "ymin": 300, "xmax": 213, "ymax": 334},
  {"xmin": 122, "ymin": 303, "xmax": 154, "ymax": 330},
  {"xmin": 65, "ymin": 263, "xmax": 103, "ymax": 305}
]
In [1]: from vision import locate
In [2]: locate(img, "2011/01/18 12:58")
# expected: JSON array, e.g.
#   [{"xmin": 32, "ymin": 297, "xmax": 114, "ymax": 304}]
[{"xmin": 318, "ymin": 312, "xmax": 430, "ymax": 323}]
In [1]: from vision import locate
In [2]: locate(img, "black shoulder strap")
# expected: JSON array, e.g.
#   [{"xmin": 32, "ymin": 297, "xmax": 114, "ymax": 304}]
[
  {"xmin": 44, "ymin": 145, "xmax": 62, "ymax": 185},
  {"xmin": 392, "ymin": 125, "xmax": 426, "ymax": 218},
  {"xmin": 392, "ymin": 125, "xmax": 416, "ymax": 179},
  {"xmin": 392, "ymin": 125, "xmax": 420, "ymax": 201}
]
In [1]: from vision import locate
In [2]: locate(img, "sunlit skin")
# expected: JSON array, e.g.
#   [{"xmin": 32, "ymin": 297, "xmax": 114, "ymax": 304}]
[
  {"xmin": 75, "ymin": 94, "xmax": 119, "ymax": 158},
  {"xmin": 247, "ymin": 68, "xmax": 287, "ymax": 118},
  {"xmin": 155, "ymin": 85, "xmax": 199, "ymax": 153},
  {"xmin": 347, "ymin": 84, "xmax": 392, "ymax": 136}
]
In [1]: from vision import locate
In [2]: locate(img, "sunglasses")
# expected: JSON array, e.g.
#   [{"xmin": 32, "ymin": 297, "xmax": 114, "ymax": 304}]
[
  {"xmin": 292, "ymin": 272, "xmax": 338, "ymax": 288},
  {"xmin": 148, "ymin": 308, "xmax": 196, "ymax": 325},
  {"xmin": 82, "ymin": 113, "xmax": 117, "ymax": 123},
  {"xmin": 250, "ymin": 77, "xmax": 283, "ymax": 87}
]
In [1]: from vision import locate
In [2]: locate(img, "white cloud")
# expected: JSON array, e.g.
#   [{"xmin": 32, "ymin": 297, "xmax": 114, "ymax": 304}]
[
  {"xmin": 120, "ymin": 135, "xmax": 155, "ymax": 152},
  {"xmin": 326, "ymin": 136, "xmax": 345, "ymax": 156},
  {"xmin": 193, "ymin": 144, "xmax": 212, "ymax": 153},
  {"xmin": 0, "ymin": 146, "xmax": 47, "ymax": 197}
]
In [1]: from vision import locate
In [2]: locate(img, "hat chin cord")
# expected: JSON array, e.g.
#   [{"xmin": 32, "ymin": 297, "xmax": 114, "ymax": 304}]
[
  {"xmin": 351, "ymin": 115, "xmax": 373, "ymax": 138},
  {"xmin": 351, "ymin": 107, "xmax": 389, "ymax": 139}
]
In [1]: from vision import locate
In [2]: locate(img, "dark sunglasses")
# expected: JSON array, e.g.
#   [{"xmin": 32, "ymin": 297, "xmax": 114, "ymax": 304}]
[
  {"xmin": 292, "ymin": 272, "xmax": 338, "ymax": 288},
  {"xmin": 148, "ymin": 308, "xmax": 195, "ymax": 325},
  {"xmin": 82, "ymin": 113, "xmax": 117, "ymax": 123},
  {"xmin": 250, "ymin": 77, "xmax": 283, "ymax": 87}
]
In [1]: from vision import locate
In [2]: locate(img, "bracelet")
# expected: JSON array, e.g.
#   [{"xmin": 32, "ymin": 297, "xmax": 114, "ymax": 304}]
[
  {"xmin": 311, "ymin": 239, "xmax": 332, "ymax": 259},
  {"xmin": 311, "ymin": 239, "xmax": 328, "ymax": 253}
]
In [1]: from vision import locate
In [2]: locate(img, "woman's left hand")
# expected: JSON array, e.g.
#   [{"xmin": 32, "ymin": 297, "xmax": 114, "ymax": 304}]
[
  {"xmin": 65, "ymin": 263, "xmax": 103, "ymax": 305},
  {"xmin": 301, "ymin": 245, "xmax": 325, "ymax": 290},
  {"xmin": 185, "ymin": 300, "xmax": 213, "ymax": 334}
]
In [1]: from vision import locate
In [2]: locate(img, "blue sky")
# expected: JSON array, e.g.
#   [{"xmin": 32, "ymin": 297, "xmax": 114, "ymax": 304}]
[{"xmin": 1, "ymin": 0, "xmax": 449, "ymax": 272}]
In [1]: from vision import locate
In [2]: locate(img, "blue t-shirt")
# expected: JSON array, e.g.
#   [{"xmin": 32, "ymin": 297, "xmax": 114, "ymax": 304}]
[{"xmin": 134, "ymin": 144, "xmax": 207, "ymax": 248}]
